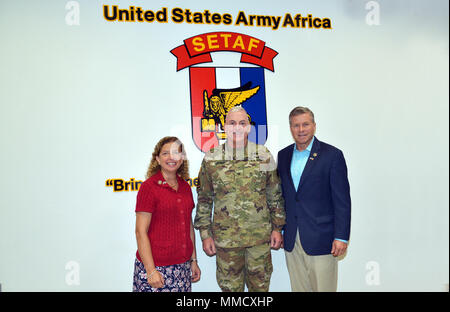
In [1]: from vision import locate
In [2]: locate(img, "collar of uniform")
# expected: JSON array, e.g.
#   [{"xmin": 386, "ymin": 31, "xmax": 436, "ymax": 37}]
[
  {"xmin": 223, "ymin": 141, "xmax": 259, "ymax": 160},
  {"xmin": 224, "ymin": 141, "xmax": 248, "ymax": 152}
]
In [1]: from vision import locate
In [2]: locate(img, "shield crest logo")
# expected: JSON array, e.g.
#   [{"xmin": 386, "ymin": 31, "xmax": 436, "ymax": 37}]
[{"xmin": 171, "ymin": 32, "xmax": 278, "ymax": 152}]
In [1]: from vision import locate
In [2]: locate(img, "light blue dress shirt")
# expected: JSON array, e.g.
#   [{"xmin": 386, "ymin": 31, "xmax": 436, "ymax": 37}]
[
  {"xmin": 290, "ymin": 137, "xmax": 315, "ymax": 191},
  {"xmin": 290, "ymin": 137, "xmax": 348, "ymax": 244}
]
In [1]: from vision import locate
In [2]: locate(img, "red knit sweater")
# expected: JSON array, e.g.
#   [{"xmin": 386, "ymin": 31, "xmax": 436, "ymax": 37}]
[{"xmin": 135, "ymin": 171, "xmax": 194, "ymax": 266}]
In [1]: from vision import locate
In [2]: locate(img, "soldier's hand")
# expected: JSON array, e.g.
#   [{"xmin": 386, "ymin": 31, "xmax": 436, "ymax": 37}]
[
  {"xmin": 202, "ymin": 237, "xmax": 216, "ymax": 256},
  {"xmin": 270, "ymin": 231, "xmax": 283, "ymax": 250}
]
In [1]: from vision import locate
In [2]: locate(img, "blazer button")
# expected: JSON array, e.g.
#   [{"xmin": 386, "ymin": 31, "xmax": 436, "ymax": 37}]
[{"xmin": 177, "ymin": 198, "xmax": 182, "ymax": 203}]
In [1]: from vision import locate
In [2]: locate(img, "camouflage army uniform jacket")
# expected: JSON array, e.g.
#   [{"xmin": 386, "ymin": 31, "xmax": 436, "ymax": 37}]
[{"xmin": 194, "ymin": 141, "xmax": 286, "ymax": 248}]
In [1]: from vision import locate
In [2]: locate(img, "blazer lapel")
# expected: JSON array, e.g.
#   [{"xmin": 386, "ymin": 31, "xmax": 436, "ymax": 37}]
[
  {"xmin": 284, "ymin": 143, "xmax": 296, "ymax": 191},
  {"xmin": 297, "ymin": 137, "xmax": 321, "ymax": 191}
]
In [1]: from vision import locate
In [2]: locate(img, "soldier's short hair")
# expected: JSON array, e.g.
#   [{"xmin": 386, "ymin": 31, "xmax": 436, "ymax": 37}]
[
  {"xmin": 226, "ymin": 106, "xmax": 250, "ymax": 122},
  {"xmin": 228, "ymin": 105, "xmax": 247, "ymax": 115},
  {"xmin": 289, "ymin": 106, "xmax": 315, "ymax": 124}
]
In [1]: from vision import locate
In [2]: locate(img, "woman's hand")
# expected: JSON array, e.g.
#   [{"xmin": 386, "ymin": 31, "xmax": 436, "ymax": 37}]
[
  {"xmin": 191, "ymin": 261, "xmax": 201, "ymax": 283},
  {"xmin": 147, "ymin": 269, "xmax": 164, "ymax": 288}
]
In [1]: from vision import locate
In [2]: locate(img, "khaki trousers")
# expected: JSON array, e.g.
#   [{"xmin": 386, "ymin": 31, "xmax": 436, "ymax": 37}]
[{"xmin": 285, "ymin": 231, "xmax": 338, "ymax": 292}]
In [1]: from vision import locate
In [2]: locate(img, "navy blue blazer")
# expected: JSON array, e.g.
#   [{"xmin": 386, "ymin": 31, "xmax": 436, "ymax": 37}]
[{"xmin": 277, "ymin": 137, "xmax": 351, "ymax": 255}]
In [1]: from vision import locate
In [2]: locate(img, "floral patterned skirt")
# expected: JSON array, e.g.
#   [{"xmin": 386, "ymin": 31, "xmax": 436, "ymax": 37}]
[{"xmin": 132, "ymin": 258, "xmax": 192, "ymax": 292}]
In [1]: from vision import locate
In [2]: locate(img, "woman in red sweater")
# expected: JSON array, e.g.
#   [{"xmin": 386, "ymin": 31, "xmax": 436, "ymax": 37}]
[{"xmin": 133, "ymin": 136, "xmax": 201, "ymax": 292}]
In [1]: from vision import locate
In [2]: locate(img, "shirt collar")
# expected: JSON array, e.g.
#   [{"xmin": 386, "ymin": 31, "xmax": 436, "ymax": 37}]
[{"xmin": 293, "ymin": 137, "xmax": 315, "ymax": 153}]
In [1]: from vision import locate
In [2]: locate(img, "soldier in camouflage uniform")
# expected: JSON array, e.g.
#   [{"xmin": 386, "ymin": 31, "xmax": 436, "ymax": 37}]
[{"xmin": 194, "ymin": 106, "xmax": 285, "ymax": 292}]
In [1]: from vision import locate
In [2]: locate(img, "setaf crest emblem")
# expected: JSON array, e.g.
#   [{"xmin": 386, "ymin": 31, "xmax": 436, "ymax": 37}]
[{"xmin": 171, "ymin": 32, "xmax": 278, "ymax": 152}]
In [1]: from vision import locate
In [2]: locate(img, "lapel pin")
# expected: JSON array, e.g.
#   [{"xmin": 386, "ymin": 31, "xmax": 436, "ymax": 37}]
[{"xmin": 313, "ymin": 153, "xmax": 317, "ymax": 157}]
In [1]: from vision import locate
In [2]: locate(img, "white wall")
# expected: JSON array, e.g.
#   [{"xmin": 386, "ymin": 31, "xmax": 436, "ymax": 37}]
[{"xmin": 0, "ymin": 0, "xmax": 448, "ymax": 291}]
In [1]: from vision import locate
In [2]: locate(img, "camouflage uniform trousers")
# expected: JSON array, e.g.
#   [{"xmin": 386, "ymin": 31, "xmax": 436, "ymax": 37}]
[{"xmin": 216, "ymin": 243, "xmax": 273, "ymax": 292}]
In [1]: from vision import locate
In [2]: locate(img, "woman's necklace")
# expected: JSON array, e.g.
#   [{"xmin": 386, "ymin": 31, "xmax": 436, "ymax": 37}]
[
  {"xmin": 167, "ymin": 180, "xmax": 178, "ymax": 189},
  {"xmin": 162, "ymin": 172, "xmax": 178, "ymax": 190}
]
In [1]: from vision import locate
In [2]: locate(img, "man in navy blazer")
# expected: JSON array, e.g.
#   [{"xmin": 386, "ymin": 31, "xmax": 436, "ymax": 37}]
[{"xmin": 278, "ymin": 106, "xmax": 351, "ymax": 292}]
